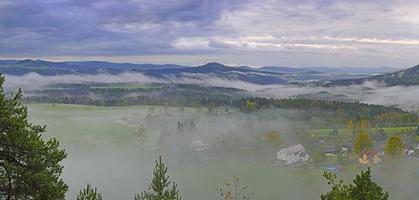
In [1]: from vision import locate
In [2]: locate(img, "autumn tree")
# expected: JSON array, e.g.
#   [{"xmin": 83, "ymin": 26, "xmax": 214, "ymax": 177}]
[
  {"xmin": 217, "ymin": 176, "xmax": 253, "ymax": 200},
  {"xmin": 76, "ymin": 184, "xmax": 102, "ymax": 200},
  {"xmin": 359, "ymin": 119, "xmax": 369, "ymax": 130},
  {"xmin": 0, "ymin": 75, "xmax": 67, "ymax": 200},
  {"xmin": 384, "ymin": 136, "xmax": 404, "ymax": 162},
  {"xmin": 244, "ymin": 100, "xmax": 256, "ymax": 112},
  {"xmin": 354, "ymin": 130, "xmax": 373, "ymax": 155},
  {"xmin": 261, "ymin": 131, "xmax": 282, "ymax": 148},
  {"xmin": 321, "ymin": 167, "xmax": 389, "ymax": 200},
  {"xmin": 346, "ymin": 120, "xmax": 354, "ymax": 131},
  {"xmin": 135, "ymin": 156, "xmax": 181, "ymax": 200}
]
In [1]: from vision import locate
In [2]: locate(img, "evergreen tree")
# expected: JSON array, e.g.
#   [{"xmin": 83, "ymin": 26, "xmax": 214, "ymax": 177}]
[
  {"xmin": 135, "ymin": 156, "xmax": 181, "ymax": 200},
  {"xmin": 0, "ymin": 75, "xmax": 67, "ymax": 200},
  {"xmin": 321, "ymin": 167, "xmax": 389, "ymax": 200},
  {"xmin": 76, "ymin": 184, "xmax": 102, "ymax": 200}
]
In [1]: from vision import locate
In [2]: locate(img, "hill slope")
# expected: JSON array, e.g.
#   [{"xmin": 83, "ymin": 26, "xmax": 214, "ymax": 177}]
[
  {"xmin": 3, "ymin": 59, "xmax": 403, "ymax": 86},
  {"xmin": 139, "ymin": 62, "xmax": 288, "ymax": 85},
  {"xmin": 0, "ymin": 59, "xmax": 186, "ymax": 75},
  {"xmin": 321, "ymin": 64, "xmax": 419, "ymax": 86},
  {"xmin": 0, "ymin": 60, "xmax": 288, "ymax": 85}
]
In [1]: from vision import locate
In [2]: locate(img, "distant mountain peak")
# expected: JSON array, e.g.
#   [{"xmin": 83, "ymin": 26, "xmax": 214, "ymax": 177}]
[
  {"xmin": 16, "ymin": 59, "xmax": 37, "ymax": 64},
  {"xmin": 200, "ymin": 62, "xmax": 226, "ymax": 68}
]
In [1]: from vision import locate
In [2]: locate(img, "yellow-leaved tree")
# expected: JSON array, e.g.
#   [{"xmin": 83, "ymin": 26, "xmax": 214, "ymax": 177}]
[
  {"xmin": 384, "ymin": 136, "xmax": 404, "ymax": 162},
  {"xmin": 354, "ymin": 130, "xmax": 373, "ymax": 155}
]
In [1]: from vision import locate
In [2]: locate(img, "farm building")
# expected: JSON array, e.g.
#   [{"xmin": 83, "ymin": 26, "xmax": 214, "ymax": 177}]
[
  {"xmin": 323, "ymin": 146, "xmax": 339, "ymax": 156},
  {"xmin": 276, "ymin": 144, "xmax": 309, "ymax": 165}
]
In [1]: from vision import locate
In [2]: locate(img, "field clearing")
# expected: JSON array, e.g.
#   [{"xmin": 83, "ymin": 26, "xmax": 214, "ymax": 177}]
[
  {"xmin": 28, "ymin": 104, "xmax": 141, "ymax": 146},
  {"xmin": 27, "ymin": 103, "xmax": 199, "ymax": 148}
]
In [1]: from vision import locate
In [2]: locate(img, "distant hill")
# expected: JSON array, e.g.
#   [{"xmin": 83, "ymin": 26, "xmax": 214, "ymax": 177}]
[
  {"xmin": 300, "ymin": 66, "xmax": 396, "ymax": 74},
  {"xmin": 258, "ymin": 66, "xmax": 317, "ymax": 73},
  {"xmin": 138, "ymin": 62, "xmax": 288, "ymax": 85},
  {"xmin": 2, "ymin": 59, "xmax": 401, "ymax": 85},
  {"xmin": 321, "ymin": 64, "xmax": 419, "ymax": 86},
  {"xmin": 0, "ymin": 59, "xmax": 187, "ymax": 75},
  {"xmin": 0, "ymin": 60, "xmax": 289, "ymax": 85},
  {"xmin": 365, "ymin": 64, "xmax": 419, "ymax": 86},
  {"xmin": 256, "ymin": 66, "xmax": 396, "ymax": 75}
]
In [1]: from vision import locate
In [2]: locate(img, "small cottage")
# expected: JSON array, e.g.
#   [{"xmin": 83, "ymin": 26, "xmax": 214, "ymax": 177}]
[
  {"xmin": 190, "ymin": 139, "xmax": 210, "ymax": 152},
  {"xmin": 323, "ymin": 146, "xmax": 338, "ymax": 156},
  {"xmin": 277, "ymin": 144, "xmax": 309, "ymax": 165}
]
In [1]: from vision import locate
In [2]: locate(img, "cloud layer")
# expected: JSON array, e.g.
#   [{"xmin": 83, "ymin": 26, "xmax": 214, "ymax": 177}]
[{"xmin": 1, "ymin": 0, "xmax": 419, "ymax": 67}]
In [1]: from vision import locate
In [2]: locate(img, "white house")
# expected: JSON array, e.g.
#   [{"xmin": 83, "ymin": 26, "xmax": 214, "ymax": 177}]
[
  {"xmin": 190, "ymin": 139, "xmax": 210, "ymax": 152},
  {"xmin": 277, "ymin": 144, "xmax": 310, "ymax": 165}
]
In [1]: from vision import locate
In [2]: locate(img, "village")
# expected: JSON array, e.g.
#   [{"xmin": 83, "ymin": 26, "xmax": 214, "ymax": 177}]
[{"xmin": 129, "ymin": 107, "xmax": 419, "ymax": 170}]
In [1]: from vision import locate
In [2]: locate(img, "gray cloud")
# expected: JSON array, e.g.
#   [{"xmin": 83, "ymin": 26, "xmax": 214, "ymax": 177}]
[{"xmin": 0, "ymin": 0, "xmax": 419, "ymax": 67}]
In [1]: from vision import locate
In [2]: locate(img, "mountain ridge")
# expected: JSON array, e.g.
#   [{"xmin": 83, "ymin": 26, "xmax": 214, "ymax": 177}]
[
  {"xmin": 1, "ymin": 59, "xmax": 413, "ymax": 86},
  {"xmin": 321, "ymin": 64, "xmax": 419, "ymax": 86}
]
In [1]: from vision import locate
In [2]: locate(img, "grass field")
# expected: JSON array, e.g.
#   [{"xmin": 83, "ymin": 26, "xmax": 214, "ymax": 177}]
[
  {"xmin": 26, "ymin": 104, "xmax": 419, "ymax": 200},
  {"xmin": 310, "ymin": 127, "xmax": 416, "ymax": 138},
  {"xmin": 28, "ymin": 104, "xmax": 141, "ymax": 145}
]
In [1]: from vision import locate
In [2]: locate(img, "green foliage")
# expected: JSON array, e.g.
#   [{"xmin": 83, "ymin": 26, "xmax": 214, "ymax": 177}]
[
  {"xmin": 337, "ymin": 153, "xmax": 349, "ymax": 165},
  {"xmin": 217, "ymin": 176, "xmax": 253, "ymax": 200},
  {"xmin": 0, "ymin": 75, "xmax": 67, "ymax": 200},
  {"xmin": 312, "ymin": 149, "xmax": 327, "ymax": 167},
  {"xmin": 235, "ymin": 97, "xmax": 415, "ymax": 122},
  {"xmin": 77, "ymin": 184, "xmax": 102, "ymax": 200},
  {"xmin": 384, "ymin": 136, "xmax": 404, "ymax": 161},
  {"xmin": 321, "ymin": 168, "xmax": 389, "ymax": 200},
  {"xmin": 261, "ymin": 131, "xmax": 282, "ymax": 148},
  {"xmin": 244, "ymin": 100, "xmax": 256, "ymax": 112},
  {"xmin": 354, "ymin": 130, "xmax": 373, "ymax": 155},
  {"xmin": 135, "ymin": 156, "xmax": 181, "ymax": 200}
]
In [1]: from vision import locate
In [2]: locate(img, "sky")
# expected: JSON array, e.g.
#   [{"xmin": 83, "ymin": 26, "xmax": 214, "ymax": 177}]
[{"xmin": 0, "ymin": 0, "xmax": 419, "ymax": 68}]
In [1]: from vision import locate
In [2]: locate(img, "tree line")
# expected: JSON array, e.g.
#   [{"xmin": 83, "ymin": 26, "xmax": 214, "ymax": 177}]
[{"xmin": 23, "ymin": 96, "xmax": 417, "ymax": 126}]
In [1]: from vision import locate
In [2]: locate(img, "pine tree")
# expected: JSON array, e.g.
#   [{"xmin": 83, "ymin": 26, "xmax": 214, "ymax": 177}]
[
  {"xmin": 135, "ymin": 156, "xmax": 181, "ymax": 200},
  {"xmin": 321, "ymin": 167, "xmax": 389, "ymax": 200},
  {"xmin": 0, "ymin": 75, "xmax": 68, "ymax": 200},
  {"xmin": 76, "ymin": 184, "xmax": 102, "ymax": 200}
]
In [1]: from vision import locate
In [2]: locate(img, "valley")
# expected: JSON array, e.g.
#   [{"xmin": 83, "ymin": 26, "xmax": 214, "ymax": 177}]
[{"xmin": 26, "ymin": 103, "xmax": 419, "ymax": 200}]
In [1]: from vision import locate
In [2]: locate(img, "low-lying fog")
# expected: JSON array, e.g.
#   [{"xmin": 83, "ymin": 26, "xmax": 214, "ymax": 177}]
[
  {"xmin": 26, "ymin": 103, "xmax": 419, "ymax": 200},
  {"xmin": 4, "ymin": 73, "xmax": 419, "ymax": 111},
  {"xmin": 27, "ymin": 105, "xmax": 317, "ymax": 199}
]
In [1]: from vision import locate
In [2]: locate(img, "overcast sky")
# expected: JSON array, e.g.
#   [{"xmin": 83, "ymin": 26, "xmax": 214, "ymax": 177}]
[{"xmin": 0, "ymin": 0, "xmax": 418, "ymax": 68}]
